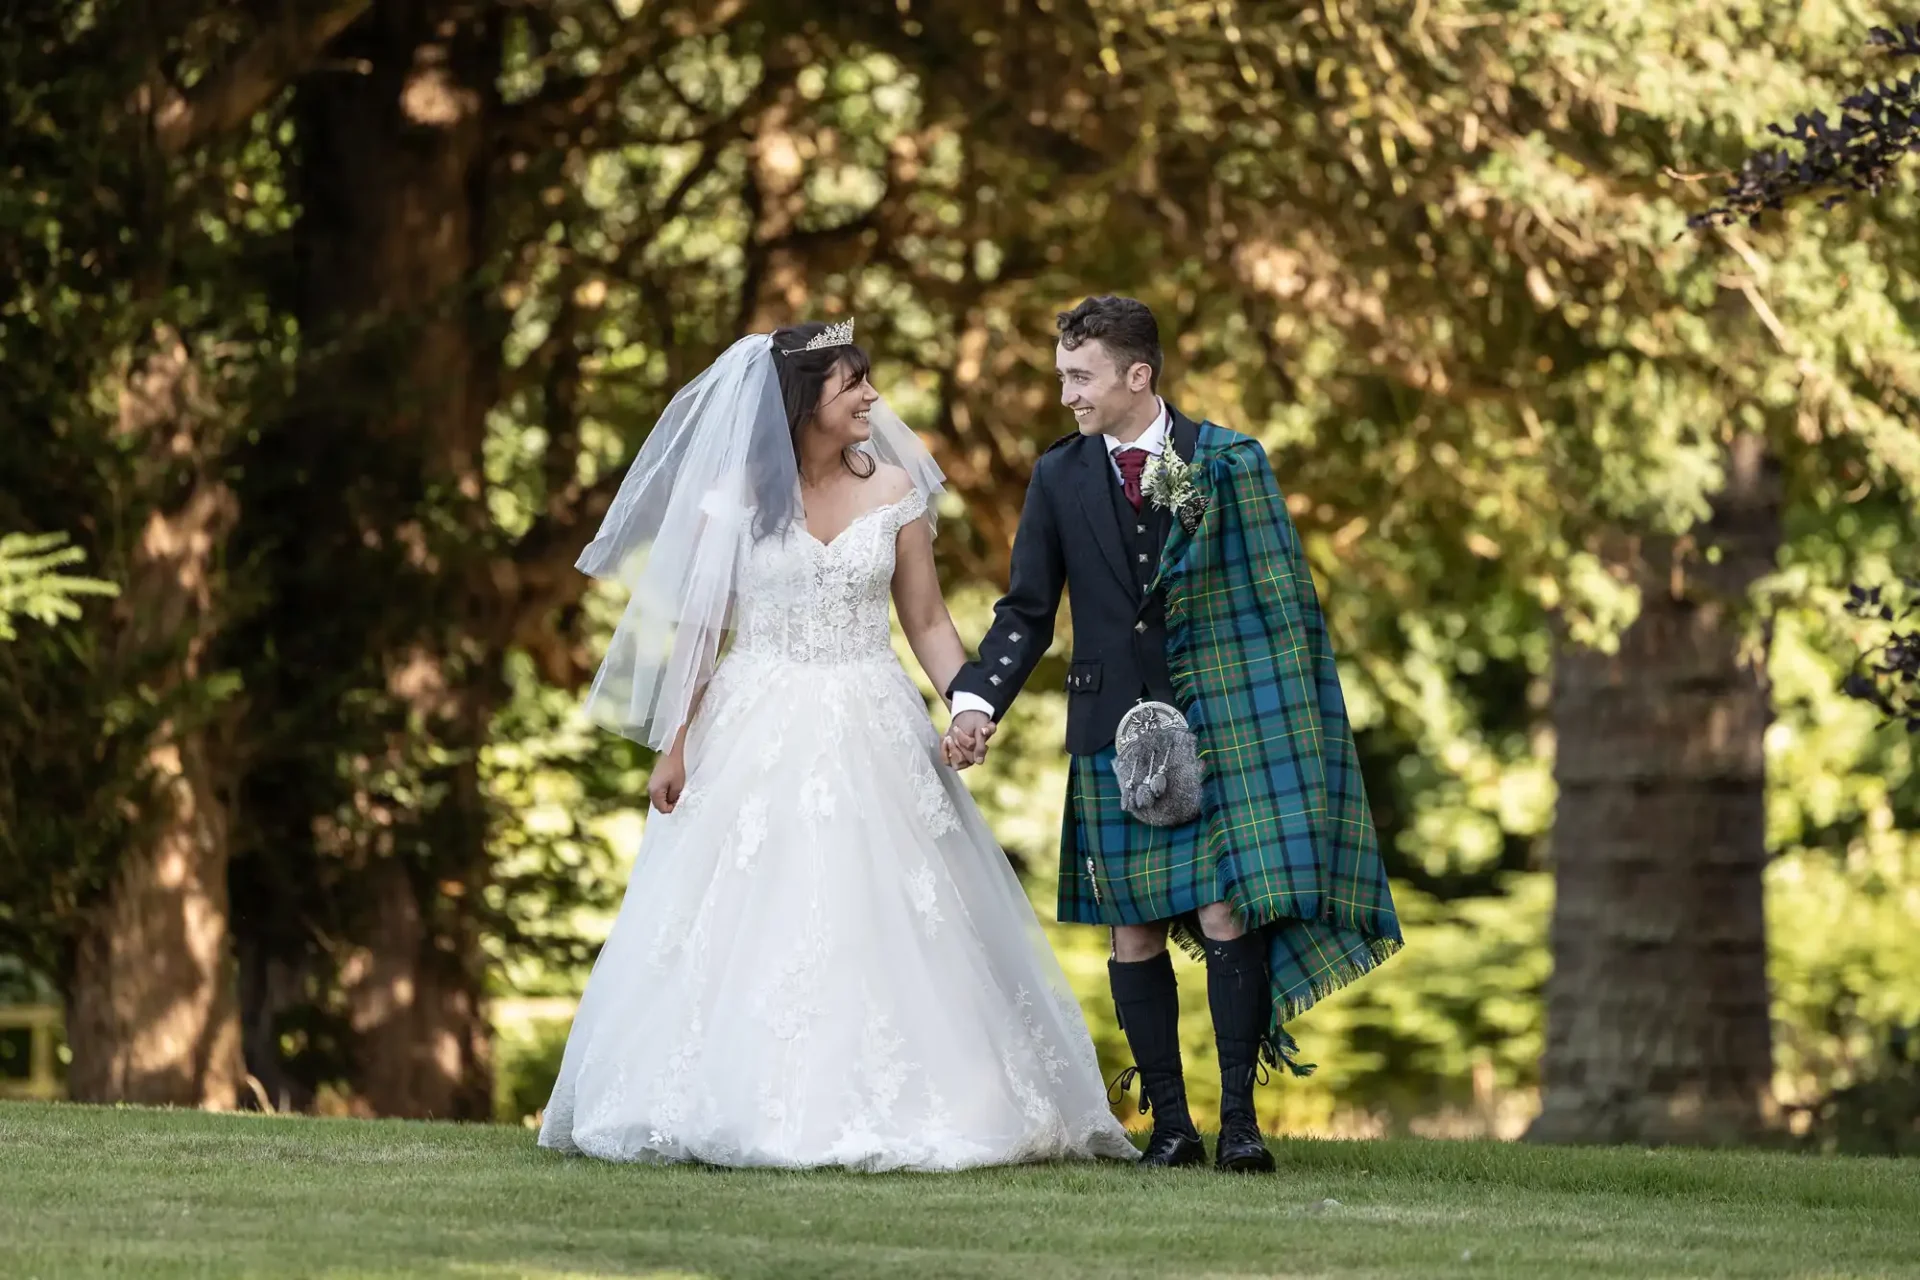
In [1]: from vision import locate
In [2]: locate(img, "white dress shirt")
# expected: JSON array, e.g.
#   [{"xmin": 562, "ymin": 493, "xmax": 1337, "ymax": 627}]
[
  {"xmin": 1104, "ymin": 400, "xmax": 1168, "ymax": 483},
  {"xmin": 950, "ymin": 401, "xmax": 1168, "ymax": 725}
]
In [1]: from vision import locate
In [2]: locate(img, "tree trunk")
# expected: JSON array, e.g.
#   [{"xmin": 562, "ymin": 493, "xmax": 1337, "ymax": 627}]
[
  {"xmin": 336, "ymin": 860, "xmax": 491, "ymax": 1119},
  {"xmin": 1529, "ymin": 434, "xmax": 1781, "ymax": 1145},
  {"xmin": 65, "ymin": 735, "xmax": 244, "ymax": 1109},
  {"xmin": 230, "ymin": 0, "xmax": 502, "ymax": 1119},
  {"xmin": 66, "ymin": 334, "xmax": 244, "ymax": 1110}
]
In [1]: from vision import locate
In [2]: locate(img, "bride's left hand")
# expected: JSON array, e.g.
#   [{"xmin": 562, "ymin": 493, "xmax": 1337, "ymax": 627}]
[{"xmin": 648, "ymin": 751, "xmax": 688, "ymax": 813}]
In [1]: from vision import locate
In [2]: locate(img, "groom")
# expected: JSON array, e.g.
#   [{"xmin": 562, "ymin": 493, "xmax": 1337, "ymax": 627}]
[{"xmin": 943, "ymin": 296, "xmax": 1402, "ymax": 1171}]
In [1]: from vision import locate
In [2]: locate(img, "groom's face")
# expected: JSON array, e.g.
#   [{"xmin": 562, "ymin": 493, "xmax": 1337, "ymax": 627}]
[{"xmin": 1056, "ymin": 338, "xmax": 1151, "ymax": 436}]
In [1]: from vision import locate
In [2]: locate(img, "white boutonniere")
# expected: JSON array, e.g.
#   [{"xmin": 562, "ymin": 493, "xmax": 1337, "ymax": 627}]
[{"xmin": 1141, "ymin": 451, "xmax": 1209, "ymax": 534}]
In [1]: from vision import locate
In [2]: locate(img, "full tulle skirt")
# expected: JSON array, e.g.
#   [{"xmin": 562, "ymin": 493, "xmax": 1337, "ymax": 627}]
[{"xmin": 536, "ymin": 651, "xmax": 1139, "ymax": 1171}]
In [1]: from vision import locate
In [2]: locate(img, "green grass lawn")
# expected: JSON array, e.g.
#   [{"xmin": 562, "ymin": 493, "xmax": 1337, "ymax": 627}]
[{"xmin": 3, "ymin": 1101, "xmax": 1917, "ymax": 1279}]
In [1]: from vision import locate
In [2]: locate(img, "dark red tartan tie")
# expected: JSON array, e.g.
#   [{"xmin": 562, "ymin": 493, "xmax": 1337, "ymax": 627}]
[{"xmin": 1114, "ymin": 447, "xmax": 1150, "ymax": 510}]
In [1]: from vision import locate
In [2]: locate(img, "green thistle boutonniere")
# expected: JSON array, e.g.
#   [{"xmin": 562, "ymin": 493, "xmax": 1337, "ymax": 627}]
[{"xmin": 1141, "ymin": 451, "xmax": 1209, "ymax": 534}]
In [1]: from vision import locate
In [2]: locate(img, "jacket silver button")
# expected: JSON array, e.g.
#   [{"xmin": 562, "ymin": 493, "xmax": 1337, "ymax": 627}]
[{"xmin": 1135, "ymin": 621, "xmax": 1147, "ymax": 633}]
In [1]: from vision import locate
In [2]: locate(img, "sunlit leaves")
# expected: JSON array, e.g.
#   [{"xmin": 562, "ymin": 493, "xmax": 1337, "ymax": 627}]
[
  {"xmin": 1696, "ymin": 25, "xmax": 1920, "ymax": 231},
  {"xmin": 0, "ymin": 533, "xmax": 117, "ymax": 642}
]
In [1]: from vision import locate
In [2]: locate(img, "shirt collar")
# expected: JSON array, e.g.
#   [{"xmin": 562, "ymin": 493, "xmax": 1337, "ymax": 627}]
[{"xmin": 1106, "ymin": 400, "xmax": 1169, "ymax": 456}]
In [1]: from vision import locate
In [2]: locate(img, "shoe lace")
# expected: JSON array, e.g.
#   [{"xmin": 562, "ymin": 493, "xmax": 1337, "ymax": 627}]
[{"xmin": 1106, "ymin": 1065, "xmax": 1148, "ymax": 1114}]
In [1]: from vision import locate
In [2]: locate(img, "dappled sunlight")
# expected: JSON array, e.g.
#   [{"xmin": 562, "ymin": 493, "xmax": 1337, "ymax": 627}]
[
  {"xmin": 6, "ymin": 0, "xmax": 1920, "ymax": 1170},
  {"xmin": 402, "ymin": 62, "xmax": 480, "ymax": 128}
]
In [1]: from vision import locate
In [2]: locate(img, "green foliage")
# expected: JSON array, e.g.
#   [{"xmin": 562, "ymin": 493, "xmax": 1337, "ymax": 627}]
[
  {"xmin": 0, "ymin": 534, "xmax": 116, "ymax": 642},
  {"xmin": 0, "ymin": 1, "xmax": 299, "ymax": 993},
  {"xmin": 0, "ymin": 957, "xmax": 53, "ymax": 1006},
  {"xmin": 1764, "ymin": 516, "xmax": 1920, "ymax": 1150},
  {"xmin": 1697, "ymin": 23, "xmax": 1920, "ymax": 230},
  {"xmin": 490, "ymin": 1013, "xmax": 571, "ymax": 1127},
  {"xmin": 482, "ymin": 651, "xmax": 636, "ymax": 994}
]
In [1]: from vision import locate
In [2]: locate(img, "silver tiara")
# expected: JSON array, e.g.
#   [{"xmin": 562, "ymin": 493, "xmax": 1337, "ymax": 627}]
[{"xmin": 775, "ymin": 317, "xmax": 856, "ymax": 356}]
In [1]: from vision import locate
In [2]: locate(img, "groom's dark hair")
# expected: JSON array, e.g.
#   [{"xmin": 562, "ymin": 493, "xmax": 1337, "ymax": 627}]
[{"xmin": 1056, "ymin": 295, "xmax": 1162, "ymax": 391}]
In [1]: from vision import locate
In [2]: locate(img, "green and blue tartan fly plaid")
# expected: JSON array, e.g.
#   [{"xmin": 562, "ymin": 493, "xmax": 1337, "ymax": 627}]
[{"xmin": 1151, "ymin": 423, "xmax": 1403, "ymax": 1074}]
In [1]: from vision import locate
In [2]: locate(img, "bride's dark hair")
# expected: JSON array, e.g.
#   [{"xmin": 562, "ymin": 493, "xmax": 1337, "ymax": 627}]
[{"xmin": 752, "ymin": 321, "xmax": 876, "ymax": 540}]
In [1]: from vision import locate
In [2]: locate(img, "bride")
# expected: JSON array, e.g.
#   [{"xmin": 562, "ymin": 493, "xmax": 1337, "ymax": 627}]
[{"xmin": 537, "ymin": 320, "xmax": 1138, "ymax": 1171}]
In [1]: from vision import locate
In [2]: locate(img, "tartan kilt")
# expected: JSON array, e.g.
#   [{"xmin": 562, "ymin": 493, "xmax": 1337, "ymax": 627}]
[{"xmin": 1058, "ymin": 747, "xmax": 1219, "ymax": 927}]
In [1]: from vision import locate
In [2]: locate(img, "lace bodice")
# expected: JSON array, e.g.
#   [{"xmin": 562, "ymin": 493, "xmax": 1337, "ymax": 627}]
[{"xmin": 729, "ymin": 489, "xmax": 927, "ymax": 664}]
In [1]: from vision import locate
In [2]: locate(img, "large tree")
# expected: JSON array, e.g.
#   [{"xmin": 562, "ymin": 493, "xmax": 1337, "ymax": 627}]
[
  {"xmin": 0, "ymin": 0, "xmax": 366, "ymax": 1108},
  {"xmin": 1531, "ymin": 436, "xmax": 1782, "ymax": 1143}
]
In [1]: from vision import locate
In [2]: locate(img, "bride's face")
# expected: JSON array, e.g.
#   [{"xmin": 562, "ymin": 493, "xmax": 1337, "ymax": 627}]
[{"xmin": 810, "ymin": 358, "xmax": 880, "ymax": 450}]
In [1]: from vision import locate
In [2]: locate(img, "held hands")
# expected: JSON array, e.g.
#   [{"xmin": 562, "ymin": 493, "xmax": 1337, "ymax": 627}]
[{"xmin": 941, "ymin": 709, "xmax": 996, "ymax": 770}]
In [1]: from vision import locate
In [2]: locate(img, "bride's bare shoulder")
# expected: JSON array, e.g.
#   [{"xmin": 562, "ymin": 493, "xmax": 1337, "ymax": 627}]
[{"xmin": 865, "ymin": 463, "xmax": 915, "ymax": 505}]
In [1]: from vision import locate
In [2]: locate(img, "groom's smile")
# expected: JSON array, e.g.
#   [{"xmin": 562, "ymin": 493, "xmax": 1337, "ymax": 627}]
[{"xmin": 1056, "ymin": 334, "xmax": 1158, "ymax": 440}]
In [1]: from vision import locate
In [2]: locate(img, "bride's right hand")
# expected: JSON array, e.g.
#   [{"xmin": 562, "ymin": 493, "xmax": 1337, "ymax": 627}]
[{"xmin": 648, "ymin": 751, "xmax": 687, "ymax": 814}]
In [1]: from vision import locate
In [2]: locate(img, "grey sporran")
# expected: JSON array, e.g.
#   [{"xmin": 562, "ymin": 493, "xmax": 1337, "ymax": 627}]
[{"xmin": 1111, "ymin": 700, "xmax": 1203, "ymax": 827}]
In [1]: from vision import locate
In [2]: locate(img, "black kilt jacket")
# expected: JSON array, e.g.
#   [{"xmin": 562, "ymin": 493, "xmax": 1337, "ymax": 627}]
[{"xmin": 948, "ymin": 408, "xmax": 1202, "ymax": 755}]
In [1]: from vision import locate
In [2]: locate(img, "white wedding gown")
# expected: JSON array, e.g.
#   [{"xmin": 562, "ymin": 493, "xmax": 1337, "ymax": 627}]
[{"xmin": 538, "ymin": 488, "xmax": 1138, "ymax": 1171}]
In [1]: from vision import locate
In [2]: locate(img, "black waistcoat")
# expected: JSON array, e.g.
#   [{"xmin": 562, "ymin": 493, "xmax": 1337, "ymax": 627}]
[{"xmin": 1106, "ymin": 460, "xmax": 1178, "ymax": 707}]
